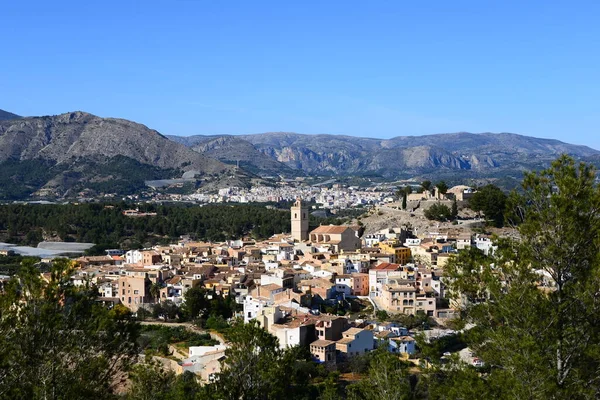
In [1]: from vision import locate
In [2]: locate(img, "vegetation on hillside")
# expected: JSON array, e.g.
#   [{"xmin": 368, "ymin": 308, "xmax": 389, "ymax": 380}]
[
  {"xmin": 0, "ymin": 203, "xmax": 292, "ymax": 248},
  {"xmin": 0, "ymin": 156, "xmax": 182, "ymax": 200}
]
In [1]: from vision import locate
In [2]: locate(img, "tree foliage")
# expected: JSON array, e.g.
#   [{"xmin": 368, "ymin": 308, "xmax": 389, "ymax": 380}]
[
  {"xmin": 424, "ymin": 203, "xmax": 452, "ymax": 221},
  {"xmin": 347, "ymin": 348, "xmax": 420, "ymax": 400},
  {"xmin": 0, "ymin": 259, "xmax": 140, "ymax": 399},
  {"xmin": 435, "ymin": 181, "xmax": 448, "ymax": 196},
  {"xmin": 468, "ymin": 184, "xmax": 507, "ymax": 227},
  {"xmin": 208, "ymin": 321, "xmax": 290, "ymax": 400},
  {"xmin": 435, "ymin": 156, "xmax": 600, "ymax": 399},
  {"xmin": 0, "ymin": 203, "xmax": 292, "ymax": 247},
  {"xmin": 421, "ymin": 180, "xmax": 432, "ymax": 192}
]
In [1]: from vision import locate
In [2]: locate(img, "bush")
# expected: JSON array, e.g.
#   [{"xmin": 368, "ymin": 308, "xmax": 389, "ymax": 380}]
[
  {"xmin": 424, "ymin": 203, "xmax": 452, "ymax": 221},
  {"xmin": 376, "ymin": 310, "xmax": 389, "ymax": 321}
]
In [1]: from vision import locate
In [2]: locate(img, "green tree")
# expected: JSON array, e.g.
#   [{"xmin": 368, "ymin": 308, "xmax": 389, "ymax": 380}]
[
  {"xmin": 210, "ymin": 321, "xmax": 288, "ymax": 400},
  {"xmin": 435, "ymin": 181, "xmax": 449, "ymax": 196},
  {"xmin": 468, "ymin": 184, "xmax": 507, "ymax": 227},
  {"xmin": 128, "ymin": 360, "xmax": 204, "ymax": 400},
  {"xmin": 0, "ymin": 259, "xmax": 140, "ymax": 399},
  {"xmin": 421, "ymin": 180, "xmax": 432, "ymax": 193},
  {"xmin": 347, "ymin": 348, "xmax": 418, "ymax": 400},
  {"xmin": 127, "ymin": 358, "xmax": 177, "ymax": 400},
  {"xmin": 451, "ymin": 199, "xmax": 458, "ymax": 220},
  {"xmin": 376, "ymin": 310, "xmax": 390, "ymax": 321},
  {"xmin": 424, "ymin": 203, "xmax": 452, "ymax": 221},
  {"xmin": 435, "ymin": 156, "xmax": 600, "ymax": 399},
  {"xmin": 182, "ymin": 286, "xmax": 209, "ymax": 321},
  {"xmin": 150, "ymin": 282, "xmax": 162, "ymax": 303}
]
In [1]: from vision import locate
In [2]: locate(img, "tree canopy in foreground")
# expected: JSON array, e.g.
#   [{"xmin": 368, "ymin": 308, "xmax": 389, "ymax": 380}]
[
  {"xmin": 434, "ymin": 155, "xmax": 600, "ymax": 399},
  {"xmin": 0, "ymin": 259, "xmax": 140, "ymax": 399}
]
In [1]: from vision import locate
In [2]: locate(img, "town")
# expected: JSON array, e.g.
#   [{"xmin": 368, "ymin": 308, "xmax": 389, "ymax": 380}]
[
  {"xmin": 7, "ymin": 192, "xmax": 495, "ymax": 383},
  {"xmin": 2, "ymin": 156, "xmax": 598, "ymax": 399}
]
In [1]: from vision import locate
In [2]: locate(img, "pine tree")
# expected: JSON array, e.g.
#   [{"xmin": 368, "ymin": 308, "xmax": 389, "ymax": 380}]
[
  {"xmin": 451, "ymin": 199, "xmax": 458, "ymax": 220},
  {"xmin": 433, "ymin": 156, "xmax": 600, "ymax": 399},
  {"xmin": 0, "ymin": 259, "xmax": 140, "ymax": 399}
]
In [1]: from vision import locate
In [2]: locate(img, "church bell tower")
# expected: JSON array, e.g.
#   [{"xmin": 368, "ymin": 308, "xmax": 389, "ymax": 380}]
[{"xmin": 291, "ymin": 199, "xmax": 308, "ymax": 242}]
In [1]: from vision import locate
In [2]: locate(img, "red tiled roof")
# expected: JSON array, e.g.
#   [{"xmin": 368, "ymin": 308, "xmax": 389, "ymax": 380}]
[
  {"xmin": 372, "ymin": 263, "xmax": 401, "ymax": 271},
  {"xmin": 310, "ymin": 225, "xmax": 352, "ymax": 234}
]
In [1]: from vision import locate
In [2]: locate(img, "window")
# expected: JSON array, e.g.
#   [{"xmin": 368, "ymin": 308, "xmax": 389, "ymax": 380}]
[
  {"xmin": 294, "ymin": 213, "xmax": 297, "ymax": 218},
  {"xmin": 134, "ymin": 290, "xmax": 139, "ymax": 294}
]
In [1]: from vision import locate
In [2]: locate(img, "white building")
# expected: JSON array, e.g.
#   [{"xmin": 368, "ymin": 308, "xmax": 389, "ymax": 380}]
[
  {"xmin": 125, "ymin": 250, "xmax": 143, "ymax": 264},
  {"xmin": 392, "ymin": 336, "xmax": 416, "ymax": 355},
  {"xmin": 336, "ymin": 328, "xmax": 374, "ymax": 357},
  {"xmin": 474, "ymin": 235, "xmax": 497, "ymax": 256}
]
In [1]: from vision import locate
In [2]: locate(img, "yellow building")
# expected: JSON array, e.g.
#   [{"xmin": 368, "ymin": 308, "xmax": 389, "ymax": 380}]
[{"xmin": 377, "ymin": 240, "xmax": 412, "ymax": 265}]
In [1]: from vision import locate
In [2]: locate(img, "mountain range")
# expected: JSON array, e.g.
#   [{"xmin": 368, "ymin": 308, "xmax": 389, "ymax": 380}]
[
  {"xmin": 0, "ymin": 111, "xmax": 246, "ymax": 199},
  {"xmin": 169, "ymin": 131, "xmax": 599, "ymax": 179},
  {"xmin": 1, "ymin": 108, "xmax": 598, "ymax": 199},
  {"xmin": 0, "ymin": 109, "xmax": 21, "ymax": 121}
]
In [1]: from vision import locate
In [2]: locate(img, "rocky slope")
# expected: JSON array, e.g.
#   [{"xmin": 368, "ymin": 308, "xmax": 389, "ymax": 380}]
[
  {"xmin": 0, "ymin": 112, "xmax": 241, "ymax": 198},
  {"xmin": 172, "ymin": 131, "xmax": 599, "ymax": 178},
  {"xmin": 0, "ymin": 109, "xmax": 21, "ymax": 121},
  {"xmin": 169, "ymin": 134, "xmax": 297, "ymax": 176}
]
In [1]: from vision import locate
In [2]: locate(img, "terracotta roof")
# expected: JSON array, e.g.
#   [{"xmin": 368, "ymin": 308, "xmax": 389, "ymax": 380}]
[
  {"xmin": 166, "ymin": 276, "xmax": 182, "ymax": 285},
  {"xmin": 311, "ymin": 339, "xmax": 335, "ymax": 347},
  {"xmin": 259, "ymin": 283, "xmax": 283, "ymax": 292},
  {"xmin": 393, "ymin": 336, "xmax": 416, "ymax": 342},
  {"xmin": 311, "ymin": 225, "xmax": 352, "ymax": 234},
  {"xmin": 372, "ymin": 263, "xmax": 401, "ymax": 271},
  {"xmin": 343, "ymin": 327, "xmax": 364, "ymax": 336}
]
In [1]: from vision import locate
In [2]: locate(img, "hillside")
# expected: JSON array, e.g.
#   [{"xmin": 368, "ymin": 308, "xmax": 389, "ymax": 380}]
[
  {"xmin": 0, "ymin": 112, "xmax": 244, "ymax": 199},
  {"xmin": 171, "ymin": 131, "xmax": 600, "ymax": 180},
  {"xmin": 170, "ymin": 134, "xmax": 298, "ymax": 176},
  {"xmin": 0, "ymin": 109, "xmax": 21, "ymax": 121}
]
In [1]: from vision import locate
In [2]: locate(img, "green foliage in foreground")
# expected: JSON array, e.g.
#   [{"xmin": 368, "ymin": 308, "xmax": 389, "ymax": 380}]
[
  {"xmin": 0, "ymin": 259, "xmax": 140, "ymax": 399},
  {"xmin": 0, "ymin": 255, "xmax": 41, "ymax": 276},
  {"xmin": 433, "ymin": 156, "xmax": 600, "ymax": 399}
]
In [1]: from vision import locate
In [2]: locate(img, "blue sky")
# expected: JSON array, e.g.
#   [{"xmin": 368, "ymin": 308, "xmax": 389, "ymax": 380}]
[{"xmin": 2, "ymin": 1, "xmax": 599, "ymax": 148}]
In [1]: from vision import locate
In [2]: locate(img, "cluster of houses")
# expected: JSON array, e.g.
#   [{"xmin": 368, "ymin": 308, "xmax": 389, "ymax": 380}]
[{"xmin": 58, "ymin": 199, "xmax": 496, "ymax": 379}]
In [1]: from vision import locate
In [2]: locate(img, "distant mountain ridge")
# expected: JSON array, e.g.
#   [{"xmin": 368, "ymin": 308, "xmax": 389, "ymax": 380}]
[
  {"xmin": 0, "ymin": 111, "xmax": 244, "ymax": 199},
  {"xmin": 171, "ymin": 131, "xmax": 599, "ymax": 178},
  {"xmin": 1, "ymin": 108, "xmax": 597, "ymax": 199},
  {"xmin": 0, "ymin": 109, "xmax": 21, "ymax": 121}
]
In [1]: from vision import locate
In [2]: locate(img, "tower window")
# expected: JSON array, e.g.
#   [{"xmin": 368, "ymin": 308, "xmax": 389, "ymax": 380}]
[{"xmin": 295, "ymin": 213, "xmax": 297, "ymax": 218}]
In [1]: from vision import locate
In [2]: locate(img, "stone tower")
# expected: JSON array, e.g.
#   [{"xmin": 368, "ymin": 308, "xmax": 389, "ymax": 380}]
[{"xmin": 291, "ymin": 199, "xmax": 308, "ymax": 242}]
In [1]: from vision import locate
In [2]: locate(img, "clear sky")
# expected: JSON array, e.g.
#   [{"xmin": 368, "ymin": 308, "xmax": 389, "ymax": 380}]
[{"xmin": 2, "ymin": 1, "xmax": 599, "ymax": 148}]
